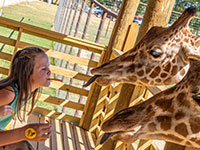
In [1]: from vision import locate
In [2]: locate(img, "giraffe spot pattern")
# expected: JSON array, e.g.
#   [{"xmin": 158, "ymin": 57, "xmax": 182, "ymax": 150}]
[
  {"xmin": 180, "ymin": 68, "xmax": 186, "ymax": 76},
  {"xmin": 175, "ymin": 111, "xmax": 185, "ymax": 120},
  {"xmin": 160, "ymin": 73, "xmax": 168, "ymax": 78},
  {"xmin": 155, "ymin": 98, "xmax": 174, "ymax": 112},
  {"xmin": 150, "ymin": 70, "xmax": 158, "ymax": 78},
  {"xmin": 127, "ymin": 64, "xmax": 136, "ymax": 73},
  {"xmin": 164, "ymin": 86, "xmax": 176, "ymax": 95},
  {"xmin": 127, "ymin": 75, "xmax": 137, "ymax": 81},
  {"xmin": 137, "ymin": 70, "xmax": 144, "ymax": 76},
  {"xmin": 148, "ymin": 122, "xmax": 157, "ymax": 132},
  {"xmin": 175, "ymin": 123, "xmax": 188, "ymax": 137},
  {"xmin": 145, "ymin": 67, "xmax": 151, "ymax": 74},
  {"xmin": 185, "ymin": 141, "xmax": 192, "ymax": 146},
  {"xmin": 155, "ymin": 78, "xmax": 162, "ymax": 83},
  {"xmin": 141, "ymin": 77, "xmax": 149, "ymax": 83},
  {"xmin": 190, "ymin": 40, "xmax": 195, "ymax": 46},
  {"xmin": 190, "ymin": 138, "xmax": 200, "ymax": 146},
  {"xmin": 156, "ymin": 115, "xmax": 171, "ymax": 130},
  {"xmin": 151, "ymin": 134, "xmax": 183, "ymax": 143},
  {"xmin": 189, "ymin": 117, "xmax": 200, "ymax": 134},
  {"xmin": 176, "ymin": 92, "xmax": 190, "ymax": 108},
  {"xmin": 164, "ymin": 63, "xmax": 171, "ymax": 72},
  {"xmin": 171, "ymin": 65, "xmax": 178, "ymax": 76}
]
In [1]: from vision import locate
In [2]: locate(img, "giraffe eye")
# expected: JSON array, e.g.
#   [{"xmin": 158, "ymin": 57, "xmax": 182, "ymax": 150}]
[{"xmin": 148, "ymin": 49, "xmax": 163, "ymax": 58}]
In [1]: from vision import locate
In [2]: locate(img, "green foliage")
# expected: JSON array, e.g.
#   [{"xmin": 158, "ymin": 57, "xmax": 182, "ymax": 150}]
[{"xmin": 174, "ymin": 0, "xmax": 200, "ymax": 16}]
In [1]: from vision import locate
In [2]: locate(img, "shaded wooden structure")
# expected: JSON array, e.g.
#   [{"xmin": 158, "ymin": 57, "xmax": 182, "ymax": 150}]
[{"xmin": 0, "ymin": 0, "xmax": 200, "ymax": 150}]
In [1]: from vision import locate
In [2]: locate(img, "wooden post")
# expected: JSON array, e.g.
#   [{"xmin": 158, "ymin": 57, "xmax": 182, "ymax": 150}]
[
  {"xmin": 82, "ymin": 2, "xmax": 94, "ymax": 39},
  {"xmin": 101, "ymin": 0, "xmax": 140, "ymax": 149},
  {"xmin": 14, "ymin": 27, "xmax": 23, "ymax": 54},
  {"xmin": 95, "ymin": 11, "xmax": 107, "ymax": 43},
  {"xmin": 105, "ymin": 0, "xmax": 176, "ymax": 149},
  {"xmin": 80, "ymin": 0, "xmax": 140, "ymax": 131}
]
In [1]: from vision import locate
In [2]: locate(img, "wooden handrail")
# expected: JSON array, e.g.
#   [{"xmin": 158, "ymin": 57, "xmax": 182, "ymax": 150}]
[
  {"xmin": 92, "ymin": 0, "xmax": 118, "ymax": 18},
  {"xmin": 0, "ymin": 16, "xmax": 105, "ymax": 54}
]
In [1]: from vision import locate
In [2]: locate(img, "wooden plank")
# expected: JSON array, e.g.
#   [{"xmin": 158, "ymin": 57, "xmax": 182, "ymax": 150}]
[
  {"xmin": 84, "ymin": 130, "xmax": 96, "ymax": 150},
  {"xmin": 0, "ymin": 67, "xmax": 8, "ymax": 75},
  {"xmin": 122, "ymin": 23, "xmax": 139, "ymax": 53},
  {"xmin": 49, "ymin": 81, "xmax": 89, "ymax": 97},
  {"xmin": 0, "ymin": 17, "xmax": 105, "ymax": 54},
  {"xmin": 49, "ymin": 65, "xmax": 90, "ymax": 81},
  {"xmin": 45, "ymin": 49, "xmax": 98, "ymax": 68},
  {"xmin": 38, "ymin": 116, "xmax": 50, "ymax": 150},
  {"xmin": 49, "ymin": 118, "xmax": 63, "ymax": 150},
  {"xmin": 0, "ymin": 35, "xmax": 98, "ymax": 68},
  {"xmin": 14, "ymin": 27, "xmax": 23, "ymax": 53},
  {"xmin": 72, "ymin": 125, "xmax": 90, "ymax": 150},
  {"xmin": 33, "ymin": 107, "xmax": 80, "ymax": 124},
  {"xmin": 0, "ymin": 52, "xmax": 12, "ymax": 61},
  {"xmin": 38, "ymin": 94, "xmax": 84, "ymax": 111},
  {"xmin": 62, "ymin": 122, "xmax": 76, "ymax": 150},
  {"xmin": 0, "ymin": 35, "xmax": 16, "ymax": 46}
]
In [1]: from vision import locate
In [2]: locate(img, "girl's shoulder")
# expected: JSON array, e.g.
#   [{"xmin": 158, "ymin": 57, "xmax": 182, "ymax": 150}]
[{"xmin": 0, "ymin": 86, "xmax": 16, "ymax": 105}]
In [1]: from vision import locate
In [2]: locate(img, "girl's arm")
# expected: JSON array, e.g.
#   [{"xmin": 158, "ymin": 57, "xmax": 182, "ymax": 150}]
[
  {"xmin": 0, "ymin": 86, "xmax": 15, "ymax": 106},
  {"xmin": 0, "ymin": 123, "xmax": 51, "ymax": 146}
]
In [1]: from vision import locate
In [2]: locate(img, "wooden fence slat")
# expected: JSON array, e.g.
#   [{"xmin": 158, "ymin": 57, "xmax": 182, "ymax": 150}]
[
  {"xmin": 33, "ymin": 107, "xmax": 80, "ymax": 124},
  {"xmin": 38, "ymin": 94, "xmax": 85, "ymax": 111},
  {"xmin": 14, "ymin": 27, "xmax": 23, "ymax": 53},
  {"xmin": 84, "ymin": 130, "xmax": 96, "ymax": 150},
  {"xmin": 38, "ymin": 116, "xmax": 50, "ymax": 150},
  {"xmin": 49, "ymin": 81, "xmax": 89, "ymax": 97},
  {"xmin": 0, "ymin": 52, "xmax": 12, "ymax": 61},
  {"xmin": 62, "ymin": 122, "xmax": 77, "ymax": 150},
  {"xmin": 49, "ymin": 65, "xmax": 90, "ymax": 81},
  {"xmin": 0, "ymin": 17, "xmax": 105, "ymax": 54},
  {"xmin": 0, "ymin": 67, "xmax": 8, "ymax": 75},
  {"xmin": 72, "ymin": 125, "xmax": 89, "ymax": 150},
  {"xmin": 46, "ymin": 49, "xmax": 98, "ymax": 68}
]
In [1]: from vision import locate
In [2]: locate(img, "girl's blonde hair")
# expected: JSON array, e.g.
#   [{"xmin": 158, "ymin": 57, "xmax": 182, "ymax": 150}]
[{"xmin": 0, "ymin": 47, "xmax": 46, "ymax": 121}]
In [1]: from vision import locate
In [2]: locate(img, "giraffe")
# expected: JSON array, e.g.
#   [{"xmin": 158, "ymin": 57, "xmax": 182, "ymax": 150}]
[
  {"xmin": 84, "ymin": 7, "xmax": 200, "ymax": 87},
  {"xmin": 100, "ymin": 59, "xmax": 200, "ymax": 148}
]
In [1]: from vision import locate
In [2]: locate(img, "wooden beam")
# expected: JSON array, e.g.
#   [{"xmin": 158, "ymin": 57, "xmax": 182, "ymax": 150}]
[
  {"xmin": 101, "ymin": 0, "xmax": 140, "ymax": 149},
  {"xmin": 33, "ymin": 107, "xmax": 80, "ymax": 124},
  {"xmin": 0, "ymin": 17, "xmax": 105, "ymax": 54}
]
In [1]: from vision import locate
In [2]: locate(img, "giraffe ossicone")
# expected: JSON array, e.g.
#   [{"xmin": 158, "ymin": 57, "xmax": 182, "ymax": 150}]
[
  {"xmin": 100, "ymin": 59, "xmax": 200, "ymax": 148},
  {"xmin": 84, "ymin": 7, "xmax": 200, "ymax": 87}
]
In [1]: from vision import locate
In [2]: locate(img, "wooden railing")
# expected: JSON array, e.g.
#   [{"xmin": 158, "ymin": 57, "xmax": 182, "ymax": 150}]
[{"xmin": 0, "ymin": 16, "xmax": 106, "ymax": 124}]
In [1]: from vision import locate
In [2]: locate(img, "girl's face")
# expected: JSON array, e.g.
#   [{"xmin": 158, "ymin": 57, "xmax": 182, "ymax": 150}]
[{"xmin": 31, "ymin": 53, "xmax": 51, "ymax": 91}]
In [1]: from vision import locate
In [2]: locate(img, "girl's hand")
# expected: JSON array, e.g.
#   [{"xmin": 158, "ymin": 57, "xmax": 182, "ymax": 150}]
[
  {"xmin": 20, "ymin": 123, "xmax": 51, "ymax": 142},
  {"xmin": 0, "ymin": 105, "xmax": 12, "ymax": 117}
]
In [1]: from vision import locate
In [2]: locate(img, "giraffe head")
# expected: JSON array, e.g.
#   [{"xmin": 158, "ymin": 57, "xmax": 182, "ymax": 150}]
[
  {"xmin": 100, "ymin": 59, "xmax": 200, "ymax": 147},
  {"xmin": 84, "ymin": 7, "xmax": 200, "ymax": 87}
]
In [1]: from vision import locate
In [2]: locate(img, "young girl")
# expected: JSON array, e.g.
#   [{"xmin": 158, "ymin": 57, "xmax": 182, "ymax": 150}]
[{"xmin": 0, "ymin": 47, "xmax": 51, "ymax": 144}]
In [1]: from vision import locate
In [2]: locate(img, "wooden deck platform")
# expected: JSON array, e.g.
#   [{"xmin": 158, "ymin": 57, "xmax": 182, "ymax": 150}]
[{"xmin": 9, "ymin": 113, "xmax": 96, "ymax": 150}]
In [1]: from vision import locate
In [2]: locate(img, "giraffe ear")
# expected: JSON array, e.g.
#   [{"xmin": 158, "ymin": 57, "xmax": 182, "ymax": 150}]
[
  {"xmin": 192, "ymin": 94, "xmax": 200, "ymax": 106},
  {"xmin": 148, "ymin": 49, "xmax": 163, "ymax": 59}
]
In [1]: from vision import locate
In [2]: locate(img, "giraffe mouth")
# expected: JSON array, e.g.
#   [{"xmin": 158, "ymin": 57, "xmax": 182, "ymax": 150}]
[
  {"xmin": 100, "ymin": 131, "xmax": 122, "ymax": 144},
  {"xmin": 83, "ymin": 75, "xmax": 109, "ymax": 87}
]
